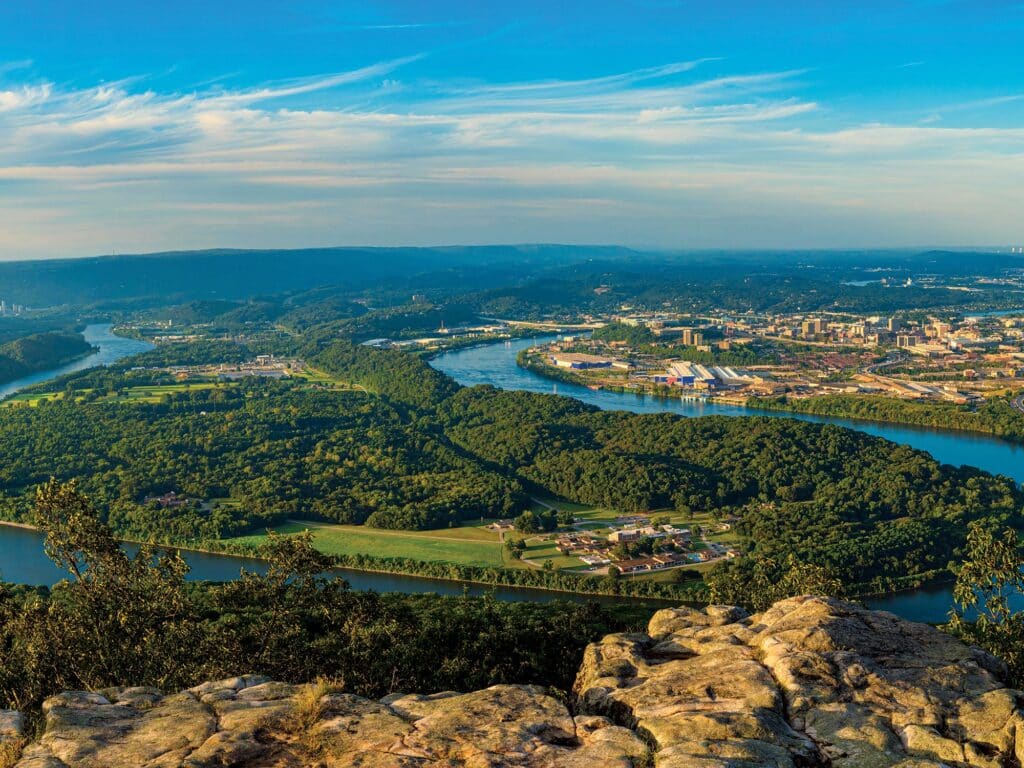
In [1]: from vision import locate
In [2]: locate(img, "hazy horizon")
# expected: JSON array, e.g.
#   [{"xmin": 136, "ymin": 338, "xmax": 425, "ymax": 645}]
[
  {"xmin": 1, "ymin": 1, "xmax": 1022, "ymax": 258},
  {"xmin": 0, "ymin": 242, "xmax": 1019, "ymax": 265}
]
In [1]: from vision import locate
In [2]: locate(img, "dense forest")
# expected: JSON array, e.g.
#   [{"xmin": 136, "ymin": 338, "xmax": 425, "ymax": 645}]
[
  {"xmin": 0, "ymin": 382, "xmax": 522, "ymax": 536},
  {"xmin": 0, "ymin": 331, "xmax": 94, "ymax": 385},
  {"xmin": 749, "ymin": 393, "xmax": 1024, "ymax": 444},
  {"xmin": 1, "ymin": 335, "xmax": 1020, "ymax": 593}
]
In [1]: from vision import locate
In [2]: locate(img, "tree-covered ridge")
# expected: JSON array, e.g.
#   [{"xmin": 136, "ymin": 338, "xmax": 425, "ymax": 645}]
[
  {"xmin": 0, "ymin": 331, "xmax": 94, "ymax": 385},
  {"xmin": 312, "ymin": 339, "xmax": 460, "ymax": 409},
  {"xmin": 0, "ymin": 382, "xmax": 522, "ymax": 537},
  {"xmin": 749, "ymin": 393, "xmax": 1024, "ymax": 444}
]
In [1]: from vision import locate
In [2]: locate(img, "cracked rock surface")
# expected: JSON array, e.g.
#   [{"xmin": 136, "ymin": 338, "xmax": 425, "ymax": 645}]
[
  {"xmin": 12, "ymin": 597, "xmax": 1024, "ymax": 767},
  {"xmin": 14, "ymin": 676, "xmax": 644, "ymax": 767},
  {"xmin": 574, "ymin": 595, "xmax": 1024, "ymax": 767}
]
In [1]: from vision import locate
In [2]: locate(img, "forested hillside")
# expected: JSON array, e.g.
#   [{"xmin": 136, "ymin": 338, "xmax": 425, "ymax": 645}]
[
  {"xmin": 750, "ymin": 393, "xmax": 1024, "ymax": 443},
  {"xmin": 1, "ymin": 337, "xmax": 1020, "ymax": 592},
  {"xmin": 436, "ymin": 386, "xmax": 1021, "ymax": 590},
  {"xmin": 0, "ymin": 332, "xmax": 94, "ymax": 385},
  {"xmin": 0, "ymin": 383, "xmax": 522, "ymax": 537}
]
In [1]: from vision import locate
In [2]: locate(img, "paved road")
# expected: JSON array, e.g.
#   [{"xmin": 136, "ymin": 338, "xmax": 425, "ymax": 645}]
[
  {"xmin": 864, "ymin": 352, "xmax": 908, "ymax": 376},
  {"xmin": 1012, "ymin": 393, "xmax": 1024, "ymax": 414}
]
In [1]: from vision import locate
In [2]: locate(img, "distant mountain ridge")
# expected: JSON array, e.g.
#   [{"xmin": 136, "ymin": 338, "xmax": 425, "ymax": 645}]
[
  {"xmin": 0, "ymin": 245, "xmax": 640, "ymax": 308},
  {"xmin": 0, "ymin": 244, "xmax": 1018, "ymax": 310}
]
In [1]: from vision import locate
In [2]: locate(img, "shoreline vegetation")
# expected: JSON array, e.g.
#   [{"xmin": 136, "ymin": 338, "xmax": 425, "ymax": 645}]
[
  {"xmin": 518, "ymin": 347, "xmax": 1024, "ymax": 447},
  {"xmin": 0, "ymin": 331, "xmax": 97, "ymax": 388},
  {"xmin": 0, "ymin": 518, "xmax": 700, "ymax": 602},
  {"xmin": 0, "ymin": 518, "xmax": 945, "ymax": 601},
  {"xmin": 746, "ymin": 394, "xmax": 1024, "ymax": 445}
]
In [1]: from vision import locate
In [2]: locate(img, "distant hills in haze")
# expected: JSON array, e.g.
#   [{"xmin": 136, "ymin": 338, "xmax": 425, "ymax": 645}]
[
  {"xmin": 0, "ymin": 245, "xmax": 640, "ymax": 308},
  {"xmin": 0, "ymin": 244, "xmax": 1018, "ymax": 310}
]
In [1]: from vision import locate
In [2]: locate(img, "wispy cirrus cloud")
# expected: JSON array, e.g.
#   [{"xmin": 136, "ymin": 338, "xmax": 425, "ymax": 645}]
[{"xmin": 0, "ymin": 54, "xmax": 1021, "ymax": 257}]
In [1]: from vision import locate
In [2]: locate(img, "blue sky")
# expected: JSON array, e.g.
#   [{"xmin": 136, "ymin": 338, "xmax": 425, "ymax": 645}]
[{"xmin": 0, "ymin": 1, "xmax": 1022, "ymax": 258}]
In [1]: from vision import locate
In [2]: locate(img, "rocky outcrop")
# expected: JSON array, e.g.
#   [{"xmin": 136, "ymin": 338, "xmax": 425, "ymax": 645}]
[
  {"xmin": 11, "ymin": 676, "xmax": 645, "ymax": 767},
  {"xmin": 8, "ymin": 596, "xmax": 1024, "ymax": 767},
  {"xmin": 575, "ymin": 596, "xmax": 1023, "ymax": 767}
]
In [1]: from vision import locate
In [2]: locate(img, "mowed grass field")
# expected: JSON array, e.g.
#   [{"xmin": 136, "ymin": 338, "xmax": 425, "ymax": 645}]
[
  {"xmin": 225, "ymin": 520, "xmax": 509, "ymax": 568},
  {"xmin": 1, "ymin": 370, "xmax": 358, "ymax": 409},
  {"xmin": 1, "ymin": 381, "xmax": 231, "ymax": 407}
]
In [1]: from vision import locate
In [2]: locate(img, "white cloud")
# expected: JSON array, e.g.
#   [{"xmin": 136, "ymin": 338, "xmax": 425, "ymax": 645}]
[
  {"xmin": 0, "ymin": 56, "xmax": 1021, "ymax": 257},
  {"xmin": 0, "ymin": 83, "xmax": 51, "ymax": 112}
]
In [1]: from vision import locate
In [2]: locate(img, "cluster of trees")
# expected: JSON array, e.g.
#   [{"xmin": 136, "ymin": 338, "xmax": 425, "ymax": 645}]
[
  {"xmin": 591, "ymin": 322, "xmax": 655, "ymax": 346},
  {"xmin": 0, "ymin": 482, "xmax": 650, "ymax": 717},
  {"xmin": 313, "ymin": 339, "xmax": 460, "ymax": 409},
  {"xmin": 750, "ymin": 393, "xmax": 1024, "ymax": 444},
  {"xmin": 0, "ymin": 381, "xmax": 522, "ymax": 536},
  {"xmin": 949, "ymin": 522, "xmax": 1024, "ymax": 686},
  {"xmin": 0, "ymin": 331, "xmax": 94, "ymax": 385},
  {"xmin": 513, "ymin": 507, "xmax": 576, "ymax": 534}
]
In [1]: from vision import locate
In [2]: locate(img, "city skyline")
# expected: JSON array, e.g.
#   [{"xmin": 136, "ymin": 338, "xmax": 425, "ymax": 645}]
[{"xmin": 1, "ymin": 0, "xmax": 1022, "ymax": 259}]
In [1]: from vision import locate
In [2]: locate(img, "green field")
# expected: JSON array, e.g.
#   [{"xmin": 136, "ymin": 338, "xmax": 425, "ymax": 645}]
[
  {"xmin": 225, "ymin": 520, "xmax": 509, "ymax": 568},
  {"xmin": 517, "ymin": 535, "xmax": 589, "ymax": 571},
  {"xmin": 1, "ymin": 381, "xmax": 232, "ymax": 407},
  {"xmin": 1, "ymin": 370, "xmax": 359, "ymax": 408},
  {"xmin": 220, "ymin": 496, "xmax": 741, "ymax": 576}
]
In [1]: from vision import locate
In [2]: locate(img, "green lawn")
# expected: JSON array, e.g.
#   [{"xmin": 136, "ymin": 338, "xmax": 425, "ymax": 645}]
[
  {"xmin": 519, "ymin": 536, "xmax": 588, "ymax": 570},
  {"xmin": 1, "ymin": 381, "xmax": 233, "ymax": 407},
  {"xmin": 114, "ymin": 382, "xmax": 228, "ymax": 402},
  {"xmin": 224, "ymin": 520, "xmax": 507, "ymax": 568}
]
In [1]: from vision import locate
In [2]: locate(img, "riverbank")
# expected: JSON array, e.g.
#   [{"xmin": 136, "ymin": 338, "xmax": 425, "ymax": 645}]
[
  {"xmin": 516, "ymin": 348, "xmax": 686, "ymax": 398},
  {"xmin": 0, "ymin": 338, "xmax": 97, "ymax": 390},
  {"xmin": 0, "ymin": 324, "xmax": 155, "ymax": 401},
  {"xmin": 0, "ymin": 519, "xmax": 692, "ymax": 603},
  {"xmin": 517, "ymin": 344, "xmax": 1024, "ymax": 448},
  {"xmin": 747, "ymin": 392, "xmax": 1024, "ymax": 445},
  {"xmin": 0, "ymin": 510, "xmax": 953, "ymax": 603}
]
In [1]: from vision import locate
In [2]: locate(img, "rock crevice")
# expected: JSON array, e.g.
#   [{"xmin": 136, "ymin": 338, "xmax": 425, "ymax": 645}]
[{"xmin": 4, "ymin": 596, "xmax": 1024, "ymax": 767}]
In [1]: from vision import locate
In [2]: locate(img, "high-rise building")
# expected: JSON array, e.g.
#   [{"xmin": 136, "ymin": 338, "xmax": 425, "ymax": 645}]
[
  {"xmin": 896, "ymin": 335, "xmax": 917, "ymax": 348},
  {"xmin": 887, "ymin": 317, "xmax": 902, "ymax": 332},
  {"xmin": 801, "ymin": 318, "xmax": 824, "ymax": 337},
  {"xmin": 681, "ymin": 329, "xmax": 703, "ymax": 346}
]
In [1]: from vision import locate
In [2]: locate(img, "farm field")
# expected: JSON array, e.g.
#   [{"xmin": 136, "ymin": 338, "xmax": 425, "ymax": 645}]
[{"xmin": 225, "ymin": 519, "xmax": 509, "ymax": 568}]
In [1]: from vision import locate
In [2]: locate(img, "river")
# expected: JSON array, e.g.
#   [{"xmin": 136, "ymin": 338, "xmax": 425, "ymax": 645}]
[
  {"xmin": 0, "ymin": 523, "xmax": 641, "ymax": 606},
  {"xmin": 432, "ymin": 336, "xmax": 1024, "ymax": 483},
  {"xmin": 431, "ymin": 335, "xmax": 1024, "ymax": 621},
  {"xmin": 0, "ymin": 327, "xmax": 661, "ymax": 607},
  {"xmin": 0, "ymin": 324, "xmax": 155, "ymax": 399},
  {"xmin": 0, "ymin": 329, "xmax": 1018, "ymax": 621}
]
